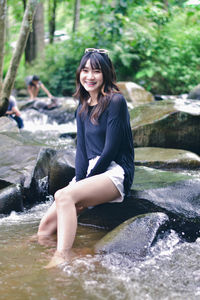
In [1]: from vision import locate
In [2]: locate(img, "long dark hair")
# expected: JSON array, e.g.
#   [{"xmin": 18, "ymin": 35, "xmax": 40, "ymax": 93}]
[{"xmin": 73, "ymin": 51, "xmax": 120, "ymax": 124}]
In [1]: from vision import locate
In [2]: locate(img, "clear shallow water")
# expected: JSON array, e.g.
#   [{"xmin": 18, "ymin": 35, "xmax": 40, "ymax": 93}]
[{"xmin": 0, "ymin": 200, "xmax": 200, "ymax": 300}]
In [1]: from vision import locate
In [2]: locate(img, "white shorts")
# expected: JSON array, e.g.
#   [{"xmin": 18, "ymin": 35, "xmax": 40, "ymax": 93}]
[{"xmin": 69, "ymin": 156, "xmax": 125, "ymax": 203}]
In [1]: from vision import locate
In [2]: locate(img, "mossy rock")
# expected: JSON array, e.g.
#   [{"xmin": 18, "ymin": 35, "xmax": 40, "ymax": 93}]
[
  {"xmin": 135, "ymin": 147, "xmax": 200, "ymax": 170},
  {"xmin": 130, "ymin": 99, "xmax": 200, "ymax": 155}
]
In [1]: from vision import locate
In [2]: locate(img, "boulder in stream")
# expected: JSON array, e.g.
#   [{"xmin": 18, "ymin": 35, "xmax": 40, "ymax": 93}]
[
  {"xmin": 48, "ymin": 149, "xmax": 75, "ymax": 195},
  {"xmin": 79, "ymin": 166, "xmax": 200, "ymax": 240},
  {"xmin": 131, "ymin": 99, "xmax": 200, "ymax": 155},
  {"xmin": 94, "ymin": 212, "xmax": 169, "ymax": 260},
  {"xmin": 0, "ymin": 185, "xmax": 23, "ymax": 214}
]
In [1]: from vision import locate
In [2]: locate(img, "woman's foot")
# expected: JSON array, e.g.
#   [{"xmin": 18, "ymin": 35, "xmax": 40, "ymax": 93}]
[
  {"xmin": 44, "ymin": 250, "xmax": 72, "ymax": 269},
  {"xmin": 44, "ymin": 247, "xmax": 95, "ymax": 269},
  {"xmin": 37, "ymin": 234, "xmax": 57, "ymax": 248}
]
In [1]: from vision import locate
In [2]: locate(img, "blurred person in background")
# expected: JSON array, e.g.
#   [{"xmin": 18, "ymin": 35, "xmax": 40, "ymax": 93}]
[
  {"xmin": 26, "ymin": 75, "xmax": 58, "ymax": 109},
  {"xmin": 5, "ymin": 95, "xmax": 24, "ymax": 129}
]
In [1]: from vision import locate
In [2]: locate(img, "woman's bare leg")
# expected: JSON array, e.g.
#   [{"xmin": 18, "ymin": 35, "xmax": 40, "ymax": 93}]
[
  {"xmin": 47, "ymin": 173, "xmax": 120, "ymax": 267},
  {"xmin": 37, "ymin": 199, "xmax": 85, "ymax": 238},
  {"xmin": 37, "ymin": 201, "xmax": 57, "ymax": 236}
]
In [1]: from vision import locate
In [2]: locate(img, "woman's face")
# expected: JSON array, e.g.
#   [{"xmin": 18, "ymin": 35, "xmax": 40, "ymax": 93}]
[{"xmin": 80, "ymin": 59, "xmax": 103, "ymax": 97}]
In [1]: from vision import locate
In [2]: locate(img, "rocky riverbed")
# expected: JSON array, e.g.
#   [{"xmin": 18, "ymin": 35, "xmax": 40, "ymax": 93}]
[{"xmin": 0, "ymin": 91, "xmax": 200, "ymax": 260}]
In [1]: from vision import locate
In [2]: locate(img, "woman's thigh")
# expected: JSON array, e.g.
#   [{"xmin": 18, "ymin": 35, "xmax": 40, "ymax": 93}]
[{"xmin": 58, "ymin": 174, "xmax": 121, "ymax": 208}]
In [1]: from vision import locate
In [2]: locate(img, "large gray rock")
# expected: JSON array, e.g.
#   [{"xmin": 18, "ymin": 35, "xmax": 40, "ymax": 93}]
[
  {"xmin": 94, "ymin": 212, "xmax": 169, "ymax": 259},
  {"xmin": 0, "ymin": 129, "xmax": 58, "ymax": 210},
  {"xmin": 79, "ymin": 166, "xmax": 200, "ymax": 240},
  {"xmin": 48, "ymin": 149, "xmax": 75, "ymax": 195},
  {"xmin": 130, "ymin": 99, "xmax": 200, "ymax": 155},
  {"xmin": 0, "ymin": 132, "xmax": 44, "ymax": 189},
  {"xmin": 0, "ymin": 116, "xmax": 19, "ymax": 132},
  {"xmin": 0, "ymin": 122, "xmax": 76, "ymax": 212}
]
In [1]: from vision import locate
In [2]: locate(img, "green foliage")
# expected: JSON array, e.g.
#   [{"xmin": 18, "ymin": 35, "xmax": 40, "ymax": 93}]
[
  {"xmin": 134, "ymin": 5, "xmax": 200, "ymax": 94},
  {"xmin": 16, "ymin": 33, "xmax": 98, "ymax": 96},
  {"xmin": 10, "ymin": 0, "xmax": 200, "ymax": 96}
]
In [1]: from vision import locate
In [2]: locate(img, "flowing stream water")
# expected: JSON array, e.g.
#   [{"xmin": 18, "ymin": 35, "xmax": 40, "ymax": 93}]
[{"xmin": 0, "ymin": 105, "xmax": 200, "ymax": 300}]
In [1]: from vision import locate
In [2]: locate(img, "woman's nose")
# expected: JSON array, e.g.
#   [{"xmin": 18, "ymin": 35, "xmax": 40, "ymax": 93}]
[{"xmin": 87, "ymin": 71, "xmax": 95, "ymax": 79}]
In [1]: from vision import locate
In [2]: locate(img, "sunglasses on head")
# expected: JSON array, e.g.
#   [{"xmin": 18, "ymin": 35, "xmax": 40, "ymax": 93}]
[{"xmin": 85, "ymin": 48, "xmax": 109, "ymax": 54}]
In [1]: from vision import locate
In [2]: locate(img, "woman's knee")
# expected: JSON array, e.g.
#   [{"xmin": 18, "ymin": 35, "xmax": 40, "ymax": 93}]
[{"xmin": 54, "ymin": 188, "xmax": 74, "ymax": 208}]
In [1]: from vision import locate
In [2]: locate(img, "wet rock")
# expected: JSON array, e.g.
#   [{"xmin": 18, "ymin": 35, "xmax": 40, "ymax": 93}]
[
  {"xmin": 59, "ymin": 132, "xmax": 77, "ymax": 139},
  {"xmin": 117, "ymin": 81, "xmax": 154, "ymax": 106},
  {"xmin": 0, "ymin": 185, "xmax": 23, "ymax": 214},
  {"xmin": 130, "ymin": 99, "xmax": 200, "ymax": 155},
  {"xmin": 0, "ymin": 116, "xmax": 19, "ymax": 132},
  {"xmin": 135, "ymin": 147, "xmax": 200, "ymax": 170},
  {"xmin": 79, "ymin": 166, "xmax": 200, "ymax": 239},
  {"xmin": 132, "ymin": 167, "xmax": 200, "ymax": 220},
  {"xmin": 154, "ymin": 95, "xmax": 164, "ymax": 101},
  {"xmin": 48, "ymin": 149, "xmax": 75, "ymax": 195},
  {"xmin": 20, "ymin": 97, "xmax": 77, "ymax": 124},
  {"xmin": 187, "ymin": 83, "xmax": 200, "ymax": 100},
  {"xmin": 94, "ymin": 212, "xmax": 169, "ymax": 259},
  {"xmin": 0, "ymin": 132, "xmax": 43, "ymax": 189},
  {"xmin": 0, "ymin": 129, "xmax": 59, "ymax": 210},
  {"xmin": 25, "ymin": 148, "xmax": 57, "ymax": 206}
]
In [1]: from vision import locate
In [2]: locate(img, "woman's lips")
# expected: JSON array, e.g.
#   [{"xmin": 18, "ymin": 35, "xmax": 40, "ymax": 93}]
[{"xmin": 85, "ymin": 81, "xmax": 96, "ymax": 86}]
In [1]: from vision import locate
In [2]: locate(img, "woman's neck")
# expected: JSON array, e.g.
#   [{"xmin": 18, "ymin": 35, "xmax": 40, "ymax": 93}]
[{"xmin": 88, "ymin": 96, "xmax": 98, "ymax": 106}]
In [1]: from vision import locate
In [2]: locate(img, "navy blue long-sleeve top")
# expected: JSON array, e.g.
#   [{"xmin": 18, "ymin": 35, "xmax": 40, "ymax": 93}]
[{"xmin": 75, "ymin": 93, "xmax": 134, "ymax": 196}]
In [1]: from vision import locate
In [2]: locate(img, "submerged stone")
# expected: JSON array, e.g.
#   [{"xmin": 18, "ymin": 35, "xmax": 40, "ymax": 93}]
[{"xmin": 94, "ymin": 212, "xmax": 169, "ymax": 259}]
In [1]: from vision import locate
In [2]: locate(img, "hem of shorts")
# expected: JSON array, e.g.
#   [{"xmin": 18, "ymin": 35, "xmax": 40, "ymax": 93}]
[{"xmin": 106, "ymin": 175, "xmax": 125, "ymax": 203}]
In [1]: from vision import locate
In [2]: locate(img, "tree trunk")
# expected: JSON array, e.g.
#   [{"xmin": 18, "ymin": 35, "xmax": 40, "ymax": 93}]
[
  {"xmin": 0, "ymin": 0, "xmax": 7, "ymax": 99},
  {"xmin": 48, "ymin": 0, "xmax": 57, "ymax": 44},
  {"xmin": 22, "ymin": 0, "xmax": 26, "ymax": 10},
  {"xmin": 25, "ymin": 2, "xmax": 44, "ymax": 63},
  {"xmin": 72, "ymin": 0, "xmax": 80, "ymax": 32},
  {"xmin": 0, "ymin": 0, "xmax": 38, "ymax": 116}
]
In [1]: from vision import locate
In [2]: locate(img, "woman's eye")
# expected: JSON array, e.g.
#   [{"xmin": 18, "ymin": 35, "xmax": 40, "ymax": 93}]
[{"xmin": 94, "ymin": 70, "xmax": 101, "ymax": 73}]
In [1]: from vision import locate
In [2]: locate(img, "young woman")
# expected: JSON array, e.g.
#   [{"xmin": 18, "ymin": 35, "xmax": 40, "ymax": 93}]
[{"xmin": 37, "ymin": 48, "xmax": 134, "ymax": 267}]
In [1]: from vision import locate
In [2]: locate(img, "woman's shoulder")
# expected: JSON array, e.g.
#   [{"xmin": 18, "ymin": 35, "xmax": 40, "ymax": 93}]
[
  {"xmin": 75, "ymin": 101, "xmax": 85, "ymax": 120},
  {"xmin": 109, "ymin": 93, "xmax": 127, "ymax": 108}
]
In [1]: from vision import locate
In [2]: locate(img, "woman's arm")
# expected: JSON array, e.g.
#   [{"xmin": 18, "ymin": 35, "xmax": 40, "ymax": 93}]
[
  {"xmin": 87, "ymin": 94, "xmax": 126, "ymax": 177},
  {"xmin": 75, "ymin": 105, "xmax": 89, "ymax": 181}
]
